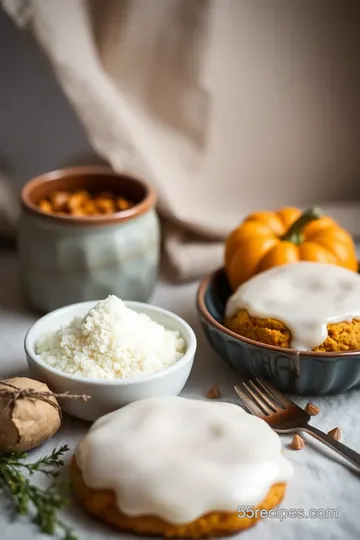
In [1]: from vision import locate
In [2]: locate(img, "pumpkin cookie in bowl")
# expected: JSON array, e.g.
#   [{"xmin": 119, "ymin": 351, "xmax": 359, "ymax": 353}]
[
  {"xmin": 72, "ymin": 397, "xmax": 293, "ymax": 537},
  {"xmin": 225, "ymin": 262, "xmax": 360, "ymax": 352}
]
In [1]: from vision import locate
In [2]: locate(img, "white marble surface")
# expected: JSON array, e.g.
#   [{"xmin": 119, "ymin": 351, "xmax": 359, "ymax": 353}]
[{"xmin": 0, "ymin": 251, "xmax": 359, "ymax": 540}]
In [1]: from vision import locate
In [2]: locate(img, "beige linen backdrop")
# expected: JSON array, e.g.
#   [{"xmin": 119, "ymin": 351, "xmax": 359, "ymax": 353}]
[{"xmin": 2, "ymin": 0, "xmax": 360, "ymax": 279}]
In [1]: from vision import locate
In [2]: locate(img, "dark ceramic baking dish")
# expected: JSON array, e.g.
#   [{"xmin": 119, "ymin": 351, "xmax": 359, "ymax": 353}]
[{"xmin": 197, "ymin": 268, "xmax": 360, "ymax": 395}]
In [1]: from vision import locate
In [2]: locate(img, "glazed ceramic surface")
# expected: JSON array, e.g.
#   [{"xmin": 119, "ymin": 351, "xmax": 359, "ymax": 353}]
[
  {"xmin": 18, "ymin": 210, "xmax": 159, "ymax": 311},
  {"xmin": 18, "ymin": 167, "xmax": 160, "ymax": 312},
  {"xmin": 25, "ymin": 300, "xmax": 197, "ymax": 421},
  {"xmin": 197, "ymin": 268, "xmax": 360, "ymax": 395}
]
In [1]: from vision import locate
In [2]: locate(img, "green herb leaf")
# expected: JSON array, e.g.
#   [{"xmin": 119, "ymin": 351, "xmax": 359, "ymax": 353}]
[{"xmin": 0, "ymin": 445, "xmax": 77, "ymax": 540}]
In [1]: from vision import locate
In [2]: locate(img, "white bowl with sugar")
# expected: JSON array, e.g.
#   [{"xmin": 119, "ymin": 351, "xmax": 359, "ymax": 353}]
[{"xmin": 24, "ymin": 298, "xmax": 197, "ymax": 421}]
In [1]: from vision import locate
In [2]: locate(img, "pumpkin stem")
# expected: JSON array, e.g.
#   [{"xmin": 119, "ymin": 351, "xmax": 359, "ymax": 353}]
[{"xmin": 282, "ymin": 206, "xmax": 323, "ymax": 244}]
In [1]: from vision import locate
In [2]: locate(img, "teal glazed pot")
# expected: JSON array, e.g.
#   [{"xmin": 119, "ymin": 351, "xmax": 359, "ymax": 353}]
[
  {"xmin": 18, "ymin": 166, "xmax": 160, "ymax": 312},
  {"xmin": 197, "ymin": 268, "xmax": 360, "ymax": 395}
]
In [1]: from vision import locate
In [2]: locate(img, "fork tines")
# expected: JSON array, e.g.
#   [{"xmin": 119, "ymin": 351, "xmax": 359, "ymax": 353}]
[{"xmin": 234, "ymin": 378, "xmax": 290, "ymax": 417}]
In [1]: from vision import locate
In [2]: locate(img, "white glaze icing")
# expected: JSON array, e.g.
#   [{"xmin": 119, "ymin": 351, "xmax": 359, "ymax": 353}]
[
  {"xmin": 75, "ymin": 397, "xmax": 293, "ymax": 524},
  {"xmin": 226, "ymin": 262, "xmax": 360, "ymax": 350}
]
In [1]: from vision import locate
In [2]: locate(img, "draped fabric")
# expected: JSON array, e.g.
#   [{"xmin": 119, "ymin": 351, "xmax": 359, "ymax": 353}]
[{"xmin": 2, "ymin": 0, "xmax": 360, "ymax": 279}]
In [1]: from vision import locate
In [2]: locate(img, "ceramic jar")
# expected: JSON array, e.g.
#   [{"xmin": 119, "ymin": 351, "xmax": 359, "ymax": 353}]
[{"xmin": 18, "ymin": 166, "xmax": 160, "ymax": 312}]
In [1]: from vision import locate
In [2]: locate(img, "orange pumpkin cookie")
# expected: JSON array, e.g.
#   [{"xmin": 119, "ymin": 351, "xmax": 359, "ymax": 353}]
[
  {"xmin": 72, "ymin": 397, "xmax": 293, "ymax": 537},
  {"xmin": 72, "ymin": 458, "xmax": 286, "ymax": 537},
  {"xmin": 226, "ymin": 308, "xmax": 360, "ymax": 352},
  {"xmin": 225, "ymin": 262, "xmax": 360, "ymax": 352},
  {"xmin": 225, "ymin": 206, "xmax": 358, "ymax": 290}
]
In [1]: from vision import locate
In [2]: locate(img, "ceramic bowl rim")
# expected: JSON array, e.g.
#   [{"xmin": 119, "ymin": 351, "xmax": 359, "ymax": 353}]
[
  {"xmin": 21, "ymin": 166, "xmax": 157, "ymax": 226},
  {"xmin": 25, "ymin": 300, "xmax": 197, "ymax": 385},
  {"xmin": 197, "ymin": 267, "xmax": 360, "ymax": 359}
]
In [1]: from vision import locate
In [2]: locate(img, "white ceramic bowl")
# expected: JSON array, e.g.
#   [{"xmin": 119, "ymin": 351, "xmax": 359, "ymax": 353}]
[{"xmin": 24, "ymin": 301, "xmax": 197, "ymax": 421}]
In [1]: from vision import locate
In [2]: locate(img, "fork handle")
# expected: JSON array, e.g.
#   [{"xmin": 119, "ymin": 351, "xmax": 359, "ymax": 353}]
[{"xmin": 301, "ymin": 424, "xmax": 360, "ymax": 470}]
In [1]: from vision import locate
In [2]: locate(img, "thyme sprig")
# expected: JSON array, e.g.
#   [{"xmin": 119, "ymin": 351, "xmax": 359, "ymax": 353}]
[{"xmin": 0, "ymin": 445, "xmax": 77, "ymax": 540}]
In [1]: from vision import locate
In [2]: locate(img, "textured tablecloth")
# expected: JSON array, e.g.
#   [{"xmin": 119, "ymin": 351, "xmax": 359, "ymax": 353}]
[{"xmin": 0, "ymin": 250, "xmax": 359, "ymax": 540}]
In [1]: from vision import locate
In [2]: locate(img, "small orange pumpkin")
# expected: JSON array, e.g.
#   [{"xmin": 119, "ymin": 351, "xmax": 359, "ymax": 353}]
[{"xmin": 225, "ymin": 206, "xmax": 358, "ymax": 290}]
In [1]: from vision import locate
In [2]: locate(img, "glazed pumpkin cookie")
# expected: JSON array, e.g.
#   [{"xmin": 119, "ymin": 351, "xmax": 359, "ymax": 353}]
[
  {"xmin": 71, "ymin": 459, "xmax": 286, "ymax": 537},
  {"xmin": 226, "ymin": 309, "xmax": 360, "ymax": 353},
  {"xmin": 225, "ymin": 262, "xmax": 360, "ymax": 352},
  {"xmin": 72, "ymin": 397, "xmax": 293, "ymax": 537}
]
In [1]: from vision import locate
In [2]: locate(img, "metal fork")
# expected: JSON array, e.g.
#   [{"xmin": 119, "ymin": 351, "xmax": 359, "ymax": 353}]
[{"xmin": 234, "ymin": 378, "xmax": 360, "ymax": 470}]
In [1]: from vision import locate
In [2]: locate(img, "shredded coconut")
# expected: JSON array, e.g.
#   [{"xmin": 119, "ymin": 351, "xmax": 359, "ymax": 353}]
[{"xmin": 36, "ymin": 296, "xmax": 186, "ymax": 379}]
